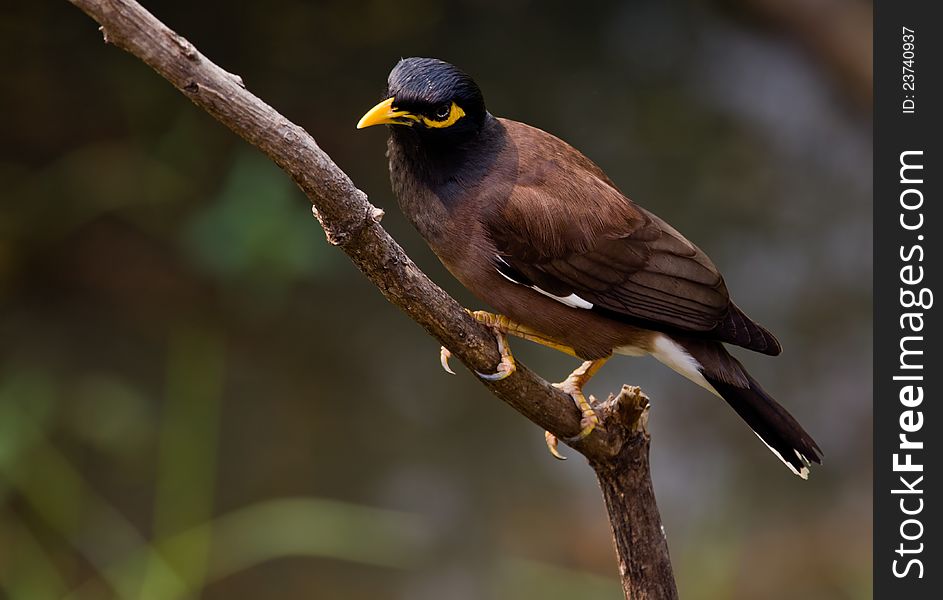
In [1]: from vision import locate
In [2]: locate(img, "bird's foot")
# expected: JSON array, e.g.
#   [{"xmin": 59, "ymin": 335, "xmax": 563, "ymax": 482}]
[
  {"xmin": 544, "ymin": 386, "xmax": 602, "ymax": 460},
  {"xmin": 464, "ymin": 310, "xmax": 516, "ymax": 380},
  {"xmin": 438, "ymin": 312, "xmax": 517, "ymax": 381},
  {"xmin": 475, "ymin": 327, "xmax": 516, "ymax": 381},
  {"xmin": 543, "ymin": 359, "xmax": 609, "ymax": 459}
]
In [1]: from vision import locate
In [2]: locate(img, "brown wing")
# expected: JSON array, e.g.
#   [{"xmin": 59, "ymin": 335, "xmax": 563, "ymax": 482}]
[{"xmin": 486, "ymin": 122, "xmax": 781, "ymax": 354}]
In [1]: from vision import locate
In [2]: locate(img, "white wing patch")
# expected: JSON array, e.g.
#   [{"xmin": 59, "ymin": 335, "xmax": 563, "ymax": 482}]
[
  {"xmin": 494, "ymin": 257, "xmax": 528, "ymax": 285},
  {"xmin": 493, "ymin": 259, "xmax": 593, "ymax": 310},
  {"xmin": 530, "ymin": 288, "xmax": 594, "ymax": 309}
]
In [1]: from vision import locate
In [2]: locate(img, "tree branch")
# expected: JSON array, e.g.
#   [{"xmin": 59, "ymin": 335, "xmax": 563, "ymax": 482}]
[
  {"xmin": 66, "ymin": 1, "xmax": 678, "ymax": 596},
  {"xmin": 592, "ymin": 387, "xmax": 678, "ymax": 599}
]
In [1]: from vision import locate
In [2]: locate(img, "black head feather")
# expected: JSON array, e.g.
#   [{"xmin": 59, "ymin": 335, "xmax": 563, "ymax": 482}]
[{"xmin": 386, "ymin": 58, "xmax": 487, "ymax": 134}]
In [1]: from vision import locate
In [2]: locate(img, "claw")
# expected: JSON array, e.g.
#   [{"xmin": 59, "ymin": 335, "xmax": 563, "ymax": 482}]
[
  {"xmin": 443, "ymin": 309, "xmax": 611, "ymax": 461},
  {"xmin": 553, "ymin": 380, "xmax": 602, "ymax": 442},
  {"xmin": 544, "ymin": 430, "xmax": 568, "ymax": 460},
  {"xmin": 439, "ymin": 346, "xmax": 456, "ymax": 375},
  {"xmin": 543, "ymin": 383, "xmax": 605, "ymax": 460},
  {"xmin": 570, "ymin": 411, "xmax": 603, "ymax": 442},
  {"xmin": 475, "ymin": 328, "xmax": 516, "ymax": 381},
  {"xmin": 545, "ymin": 359, "xmax": 609, "ymax": 451}
]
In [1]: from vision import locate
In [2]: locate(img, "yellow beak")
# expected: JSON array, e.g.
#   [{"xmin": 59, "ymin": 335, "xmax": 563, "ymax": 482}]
[{"xmin": 356, "ymin": 97, "xmax": 418, "ymax": 129}]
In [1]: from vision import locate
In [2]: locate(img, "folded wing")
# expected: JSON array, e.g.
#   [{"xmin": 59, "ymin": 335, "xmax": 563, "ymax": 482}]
[{"xmin": 485, "ymin": 153, "xmax": 781, "ymax": 355}]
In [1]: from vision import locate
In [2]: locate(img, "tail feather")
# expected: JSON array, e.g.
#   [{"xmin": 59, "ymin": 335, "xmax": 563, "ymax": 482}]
[
  {"xmin": 666, "ymin": 337, "xmax": 822, "ymax": 478},
  {"xmin": 704, "ymin": 371, "xmax": 822, "ymax": 478}
]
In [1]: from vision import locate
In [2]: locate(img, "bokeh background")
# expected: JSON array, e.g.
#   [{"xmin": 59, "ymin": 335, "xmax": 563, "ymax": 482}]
[{"xmin": 0, "ymin": 1, "xmax": 872, "ymax": 598}]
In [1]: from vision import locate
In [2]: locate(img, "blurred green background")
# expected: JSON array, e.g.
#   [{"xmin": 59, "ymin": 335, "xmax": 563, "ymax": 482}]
[{"xmin": 0, "ymin": 1, "xmax": 872, "ymax": 598}]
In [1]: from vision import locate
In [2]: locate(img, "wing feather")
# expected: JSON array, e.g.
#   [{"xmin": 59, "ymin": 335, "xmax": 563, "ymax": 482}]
[{"xmin": 484, "ymin": 126, "xmax": 780, "ymax": 355}]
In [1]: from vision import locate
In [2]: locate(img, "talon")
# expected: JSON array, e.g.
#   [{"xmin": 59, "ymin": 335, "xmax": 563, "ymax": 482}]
[
  {"xmin": 553, "ymin": 382, "xmax": 601, "ymax": 442},
  {"xmin": 475, "ymin": 328, "xmax": 516, "ymax": 381},
  {"xmin": 545, "ymin": 430, "xmax": 567, "ymax": 460},
  {"xmin": 570, "ymin": 405, "xmax": 602, "ymax": 442},
  {"xmin": 553, "ymin": 358, "xmax": 609, "ymax": 443},
  {"xmin": 439, "ymin": 346, "xmax": 456, "ymax": 375},
  {"xmin": 476, "ymin": 369, "xmax": 510, "ymax": 381}
]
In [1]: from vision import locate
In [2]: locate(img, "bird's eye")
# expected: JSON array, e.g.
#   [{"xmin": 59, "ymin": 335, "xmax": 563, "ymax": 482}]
[{"xmin": 434, "ymin": 103, "xmax": 451, "ymax": 119}]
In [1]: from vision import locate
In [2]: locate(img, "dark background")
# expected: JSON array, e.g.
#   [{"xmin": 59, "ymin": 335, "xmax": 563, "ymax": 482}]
[{"xmin": 0, "ymin": 1, "xmax": 872, "ymax": 598}]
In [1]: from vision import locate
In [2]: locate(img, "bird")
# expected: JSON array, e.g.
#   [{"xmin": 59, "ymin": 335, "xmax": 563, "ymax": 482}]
[{"xmin": 356, "ymin": 57, "xmax": 822, "ymax": 477}]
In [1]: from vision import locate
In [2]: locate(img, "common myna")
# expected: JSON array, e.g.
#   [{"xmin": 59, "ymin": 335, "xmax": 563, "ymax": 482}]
[{"xmin": 357, "ymin": 57, "xmax": 821, "ymax": 477}]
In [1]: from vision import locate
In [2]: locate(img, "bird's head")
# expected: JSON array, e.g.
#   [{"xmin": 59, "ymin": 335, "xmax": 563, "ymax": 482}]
[{"xmin": 357, "ymin": 58, "xmax": 486, "ymax": 140}]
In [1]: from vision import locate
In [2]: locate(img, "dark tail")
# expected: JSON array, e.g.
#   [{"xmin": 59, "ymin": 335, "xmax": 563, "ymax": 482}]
[{"xmin": 683, "ymin": 339, "xmax": 823, "ymax": 478}]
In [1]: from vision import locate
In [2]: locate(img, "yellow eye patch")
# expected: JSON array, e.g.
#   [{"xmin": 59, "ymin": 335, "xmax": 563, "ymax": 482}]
[{"xmin": 420, "ymin": 102, "xmax": 466, "ymax": 128}]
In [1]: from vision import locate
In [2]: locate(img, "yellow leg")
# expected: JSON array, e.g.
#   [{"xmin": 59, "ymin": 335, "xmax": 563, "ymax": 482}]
[
  {"xmin": 545, "ymin": 357, "xmax": 610, "ymax": 460},
  {"xmin": 440, "ymin": 310, "xmax": 575, "ymax": 378},
  {"xmin": 468, "ymin": 311, "xmax": 579, "ymax": 356}
]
